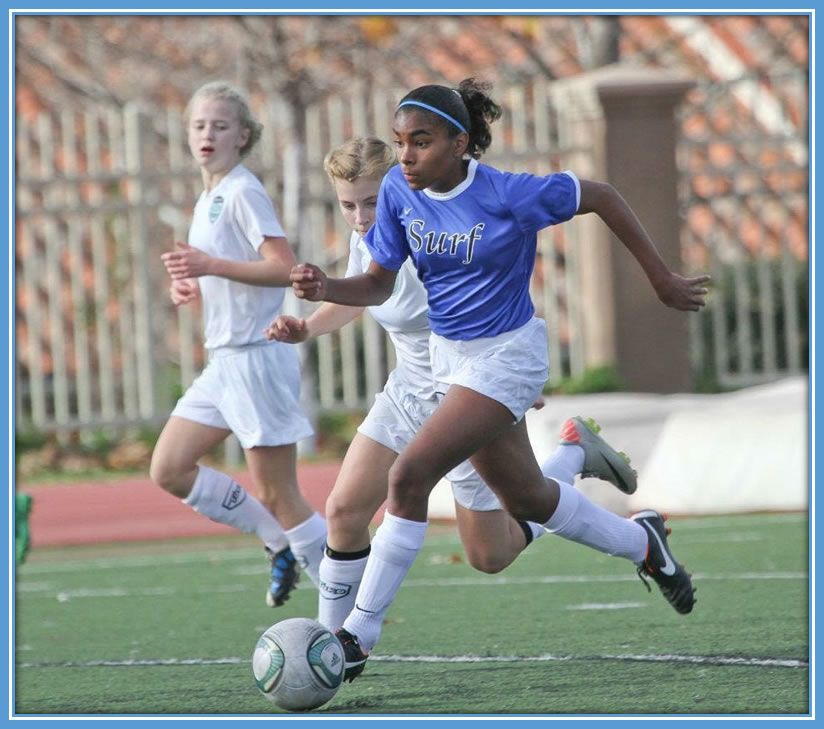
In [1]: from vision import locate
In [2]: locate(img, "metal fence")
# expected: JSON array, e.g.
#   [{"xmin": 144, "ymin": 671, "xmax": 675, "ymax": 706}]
[
  {"xmin": 15, "ymin": 70, "xmax": 809, "ymax": 438},
  {"xmin": 15, "ymin": 76, "xmax": 594, "ymax": 436},
  {"xmin": 678, "ymin": 71, "xmax": 809, "ymax": 389}
]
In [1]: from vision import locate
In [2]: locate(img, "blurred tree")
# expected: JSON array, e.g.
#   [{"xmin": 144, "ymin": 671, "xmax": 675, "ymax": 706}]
[
  {"xmin": 15, "ymin": 14, "xmax": 613, "ymax": 119},
  {"xmin": 573, "ymin": 16, "xmax": 621, "ymax": 68}
]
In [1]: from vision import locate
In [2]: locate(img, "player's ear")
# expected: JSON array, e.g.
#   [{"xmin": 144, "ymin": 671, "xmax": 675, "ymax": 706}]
[{"xmin": 452, "ymin": 132, "xmax": 469, "ymax": 158}]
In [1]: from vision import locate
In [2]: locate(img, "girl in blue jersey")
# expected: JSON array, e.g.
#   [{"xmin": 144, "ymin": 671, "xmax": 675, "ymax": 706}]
[
  {"xmin": 151, "ymin": 82, "xmax": 326, "ymax": 608},
  {"xmin": 269, "ymin": 137, "xmax": 636, "ymax": 634},
  {"xmin": 292, "ymin": 79, "xmax": 709, "ymax": 679}
]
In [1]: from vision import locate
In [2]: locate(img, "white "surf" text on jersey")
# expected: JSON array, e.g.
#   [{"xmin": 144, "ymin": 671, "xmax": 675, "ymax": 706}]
[{"xmin": 407, "ymin": 220, "xmax": 485, "ymax": 265}]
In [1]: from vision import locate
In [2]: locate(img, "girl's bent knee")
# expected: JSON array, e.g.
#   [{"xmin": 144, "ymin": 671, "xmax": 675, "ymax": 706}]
[
  {"xmin": 388, "ymin": 459, "xmax": 433, "ymax": 495},
  {"xmin": 149, "ymin": 456, "xmax": 190, "ymax": 498},
  {"xmin": 387, "ymin": 459, "xmax": 437, "ymax": 518},
  {"xmin": 325, "ymin": 494, "xmax": 371, "ymax": 536},
  {"xmin": 466, "ymin": 549, "xmax": 509, "ymax": 574}
]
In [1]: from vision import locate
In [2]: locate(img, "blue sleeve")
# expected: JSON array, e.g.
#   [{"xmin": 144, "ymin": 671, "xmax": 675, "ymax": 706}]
[
  {"xmin": 362, "ymin": 176, "xmax": 408, "ymax": 272},
  {"xmin": 501, "ymin": 170, "xmax": 580, "ymax": 234}
]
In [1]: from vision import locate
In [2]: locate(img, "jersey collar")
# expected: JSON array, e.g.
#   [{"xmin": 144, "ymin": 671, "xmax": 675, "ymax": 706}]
[
  {"xmin": 206, "ymin": 163, "xmax": 246, "ymax": 198},
  {"xmin": 422, "ymin": 158, "xmax": 478, "ymax": 201}
]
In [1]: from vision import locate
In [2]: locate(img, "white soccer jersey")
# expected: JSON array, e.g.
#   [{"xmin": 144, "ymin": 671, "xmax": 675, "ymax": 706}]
[
  {"xmin": 344, "ymin": 231, "xmax": 433, "ymax": 397},
  {"xmin": 188, "ymin": 164, "xmax": 287, "ymax": 349}
]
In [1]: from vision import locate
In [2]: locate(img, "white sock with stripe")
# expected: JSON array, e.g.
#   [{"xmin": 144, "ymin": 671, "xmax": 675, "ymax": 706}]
[
  {"xmin": 184, "ymin": 465, "xmax": 288, "ymax": 553},
  {"xmin": 540, "ymin": 444, "xmax": 585, "ymax": 486},
  {"xmin": 543, "ymin": 479, "xmax": 647, "ymax": 562},
  {"xmin": 343, "ymin": 512, "xmax": 427, "ymax": 652},
  {"xmin": 318, "ymin": 548, "xmax": 370, "ymax": 632},
  {"xmin": 285, "ymin": 512, "xmax": 327, "ymax": 589}
]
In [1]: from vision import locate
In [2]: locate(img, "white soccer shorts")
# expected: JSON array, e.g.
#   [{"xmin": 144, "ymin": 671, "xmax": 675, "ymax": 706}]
[
  {"xmin": 357, "ymin": 367, "xmax": 502, "ymax": 512},
  {"xmin": 429, "ymin": 316, "xmax": 549, "ymax": 423},
  {"xmin": 171, "ymin": 341, "xmax": 314, "ymax": 449}
]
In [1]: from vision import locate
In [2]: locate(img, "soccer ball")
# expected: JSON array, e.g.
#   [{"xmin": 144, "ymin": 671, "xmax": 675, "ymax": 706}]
[{"xmin": 252, "ymin": 617, "xmax": 345, "ymax": 712}]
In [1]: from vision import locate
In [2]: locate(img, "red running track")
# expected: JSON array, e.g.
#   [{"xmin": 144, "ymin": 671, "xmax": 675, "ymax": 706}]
[{"xmin": 23, "ymin": 462, "xmax": 367, "ymax": 548}]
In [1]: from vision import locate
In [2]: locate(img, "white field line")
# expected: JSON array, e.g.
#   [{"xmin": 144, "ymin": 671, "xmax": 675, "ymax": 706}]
[
  {"xmin": 17, "ymin": 652, "xmax": 808, "ymax": 671},
  {"xmin": 15, "ymin": 582, "xmax": 53, "ymax": 593},
  {"xmin": 565, "ymin": 602, "xmax": 647, "ymax": 611},
  {"xmin": 18, "ymin": 514, "xmax": 808, "ymax": 577},
  {"xmin": 397, "ymin": 571, "xmax": 806, "ymax": 588},
  {"xmin": 20, "ymin": 549, "xmax": 264, "ymax": 575},
  {"xmin": 670, "ymin": 515, "xmax": 807, "ymax": 531},
  {"xmin": 17, "ymin": 571, "xmax": 807, "ymax": 601},
  {"xmin": 673, "ymin": 532, "xmax": 766, "ymax": 544}
]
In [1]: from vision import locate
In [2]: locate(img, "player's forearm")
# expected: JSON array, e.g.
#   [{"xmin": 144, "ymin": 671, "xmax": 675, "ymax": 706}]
[
  {"xmin": 324, "ymin": 273, "xmax": 393, "ymax": 307},
  {"xmin": 305, "ymin": 302, "xmax": 365, "ymax": 338},
  {"xmin": 578, "ymin": 180, "xmax": 671, "ymax": 290},
  {"xmin": 208, "ymin": 257, "xmax": 294, "ymax": 287}
]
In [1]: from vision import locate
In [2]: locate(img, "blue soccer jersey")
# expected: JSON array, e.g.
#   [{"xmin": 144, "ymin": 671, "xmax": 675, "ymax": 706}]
[{"xmin": 363, "ymin": 159, "xmax": 580, "ymax": 340}]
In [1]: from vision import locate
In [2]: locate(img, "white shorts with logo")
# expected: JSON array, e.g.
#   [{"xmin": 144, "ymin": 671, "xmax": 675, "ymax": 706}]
[
  {"xmin": 171, "ymin": 341, "xmax": 314, "ymax": 449},
  {"xmin": 429, "ymin": 316, "xmax": 549, "ymax": 422},
  {"xmin": 357, "ymin": 367, "xmax": 502, "ymax": 512}
]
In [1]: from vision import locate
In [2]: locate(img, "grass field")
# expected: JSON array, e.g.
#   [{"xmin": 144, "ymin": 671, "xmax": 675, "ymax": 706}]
[{"xmin": 14, "ymin": 512, "xmax": 809, "ymax": 717}]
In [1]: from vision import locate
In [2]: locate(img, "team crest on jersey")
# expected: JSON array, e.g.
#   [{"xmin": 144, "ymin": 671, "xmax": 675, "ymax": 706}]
[{"xmin": 209, "ymin": 195, "xmax": 225, "ymax": 223}]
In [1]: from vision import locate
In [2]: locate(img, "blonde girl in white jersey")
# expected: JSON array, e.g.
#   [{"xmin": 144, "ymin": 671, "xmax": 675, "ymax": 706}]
[
  {"xmin": 267, "ymin": 137, "xmax": 636, "ymax": 634},
  {"xmin": 150, "ymin": 81, "xmax": 326, "ymax": 607}
]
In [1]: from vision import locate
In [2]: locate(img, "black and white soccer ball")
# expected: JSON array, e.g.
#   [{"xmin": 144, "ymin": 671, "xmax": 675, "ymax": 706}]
[{"xmin": 252, "ymin": 617, "xmax": 345, "ymax": 712}]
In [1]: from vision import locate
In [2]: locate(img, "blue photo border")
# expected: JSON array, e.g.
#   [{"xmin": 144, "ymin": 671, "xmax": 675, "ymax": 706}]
[{"xmin": 2, "ymin": 3, "xmax": 817, "ymax": 726}]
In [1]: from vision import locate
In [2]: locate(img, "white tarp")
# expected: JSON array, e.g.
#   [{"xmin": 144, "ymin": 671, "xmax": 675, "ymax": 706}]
[{"xmin": 429, "ymin": 376, "xmax": 808, "ymax": 519}]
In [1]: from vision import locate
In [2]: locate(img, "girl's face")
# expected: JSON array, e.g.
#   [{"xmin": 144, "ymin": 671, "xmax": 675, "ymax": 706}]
[
  {"xmin": 187, "ymin": 96, "xmax": 249, "ymax": 175},
  {"xmin": 392, "ymin": 108, "xmax": 468, "ymax": 193},
  {"xmin": 333, "ymin": 176, "xmax": 381, "ymax": 236}
]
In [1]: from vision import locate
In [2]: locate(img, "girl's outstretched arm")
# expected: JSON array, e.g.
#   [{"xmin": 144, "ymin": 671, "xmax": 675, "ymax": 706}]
[{"xmin": 577, "ymin": 179, "xmax": 710, "ymax": 312}]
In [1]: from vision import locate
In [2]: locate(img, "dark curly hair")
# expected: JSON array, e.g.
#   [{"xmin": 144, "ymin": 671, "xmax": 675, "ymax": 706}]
[{"xmin": 455, "ymin": 78, "xmax": 502, "ymax": 159}]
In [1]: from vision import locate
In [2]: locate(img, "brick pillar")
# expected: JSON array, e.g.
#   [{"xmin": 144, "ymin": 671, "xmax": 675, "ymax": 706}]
[{"xmin": 596, "ymin": 69, "xmax": 695, "ymax": 393}]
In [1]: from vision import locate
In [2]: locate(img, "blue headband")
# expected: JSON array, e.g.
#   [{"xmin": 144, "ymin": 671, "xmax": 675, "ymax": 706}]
[{"xmin": 397, "ymin": 100, "xmax": 469, "ymax": 134}]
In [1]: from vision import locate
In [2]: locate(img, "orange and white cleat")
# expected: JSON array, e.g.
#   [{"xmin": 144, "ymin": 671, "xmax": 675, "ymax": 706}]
[{"xmin": 560, "ymin": 416, "xmax": 638, "ymax": 494}]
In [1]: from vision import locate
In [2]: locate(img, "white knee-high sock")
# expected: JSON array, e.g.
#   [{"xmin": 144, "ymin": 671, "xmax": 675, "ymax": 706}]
[
  {"xmin": 184, "ymin": 465, "xmax": 288, "ymax": 553},
  {"xmin": 515, "ymin": 519, "xmax": 547, "ymax": 546},
  {"xmin": 543, "ymin": 480, "xmax": 647, "ymax": 562},
  {"xmin": 342, "ymin": 512, "xmax": 427, "ymax": 652},
  {"xmin": 540, "ymin": 444, "xmax": 585, "ymax": 485},
  {"xmin": 318, "ymin": 548, "xmax": 369, "ymax": 632},
  {"xmin": 285, "ymin": 512, "xmax": 327, "ymax": 588}
]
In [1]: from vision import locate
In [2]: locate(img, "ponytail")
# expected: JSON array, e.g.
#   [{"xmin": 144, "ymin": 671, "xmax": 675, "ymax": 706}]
[{"xmin": 455, "ymin": 78, "xmax": 502, "ymax": 159}]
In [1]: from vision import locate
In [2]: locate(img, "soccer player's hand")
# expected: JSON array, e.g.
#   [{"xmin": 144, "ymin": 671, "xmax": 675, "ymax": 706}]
[
  {"xmin": 530, "ymin": 395, "xmax": 546, "ymax": 411},
  {"xmin": 654, "ymin": 271, "xmax": 711, "ymax": 312},
  {"xmin": 265, "ymin": 315, "xmax": 309, "ymax": 343},
  {"xmin": 162, "ymin": 241, "xmax": 214, "ymax": 279},
  {"xmin": 169, "ymin": 278, "xmax": 200, "ymax": 306},
  {"xmin": 290, "ymin": 263, "xmax": 327, "ymax": 301}
]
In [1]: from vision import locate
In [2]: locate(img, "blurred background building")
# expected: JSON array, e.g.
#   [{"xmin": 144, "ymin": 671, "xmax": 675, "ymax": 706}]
[{"xmin": 14, "ymin": 14, "xmax": 809, "ymax": 470}]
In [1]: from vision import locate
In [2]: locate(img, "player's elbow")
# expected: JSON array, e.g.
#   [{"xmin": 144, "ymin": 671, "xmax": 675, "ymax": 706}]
[
  {"xmin": 364, "ymin": 263, "xmax": 397, "ymax": 305},
  {"xmin": 368, "ymin": 275, "xmax": 394, "ymax": 305}
]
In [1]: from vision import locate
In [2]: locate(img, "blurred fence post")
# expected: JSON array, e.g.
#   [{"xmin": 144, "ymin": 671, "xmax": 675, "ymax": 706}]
[
  {"xmin": 124, "ymin": 104, "xmax": 158, "ymax": 418},
  {"xmin": 596, "ymin": 68, "xmax": 696, "ymax": 393}
]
